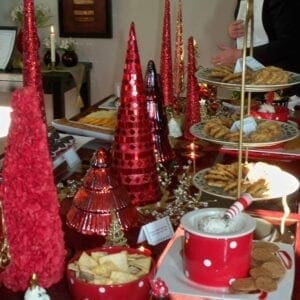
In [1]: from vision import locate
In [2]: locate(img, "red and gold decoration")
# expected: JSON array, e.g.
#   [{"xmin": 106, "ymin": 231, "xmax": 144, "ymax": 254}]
[
  {"xmin": 145, "ymin": 60, "xmax": 175, "ymax": 164},
  {"xmin": 0, "ymin": 86, "xmax": 65, "ymax": 291},
  {"xmin": 22, "ymin": 0, "xmax": 45, "ymax": 120},
  {"xmin": 66, "ymin": 148, "xmax": 138, "ymax": 236},
  {"xmin": 183, "ymin": 37, "xmax": 201, "ymax": 141},
  {"xmin": 112, "ymin": 23, "xmax": 161, "ymax": 206},
  {"xmin": 160, "ymin": 0, "xmax": 174, "ymax": 109},
  {"xmin": 173, "ymin": 0, "xmax": 185, "ymax": 102}
]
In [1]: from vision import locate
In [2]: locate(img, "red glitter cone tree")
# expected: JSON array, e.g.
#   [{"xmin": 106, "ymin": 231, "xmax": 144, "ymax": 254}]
[
  {"xmin": 145, "ymin": 60, "xmax": 175, "ymax": 164},
  {"xmin": 160, "ymin": 0, "xmax": 175, "ymax": 110},
  {"xmin": 173, "ymin": 0, "xmax": 185, "ymax": 101},
  {"xmin": 0, "ymin": 87, "xmax": 65, "ymax": 291},
  {"xmin": 66, "ymin": 148, "xmax": 138, "ymax": 236},
  {"xmin": 0, "ymin": 0, "xmax": 65, "ymax": 291},
  {"xmin": 22, "ymin": 0, "xmax": 45, "ymax": 120},
  {"xmin": 112, "ymin": 23, "xmax": 161, "ymax": 206},
  {"xmin": 183, "ymin": 37, "xmax": 201, "ymax": 141}
]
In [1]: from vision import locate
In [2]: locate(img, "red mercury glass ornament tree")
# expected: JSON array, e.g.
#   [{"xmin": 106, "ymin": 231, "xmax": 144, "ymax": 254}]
[
  {"xmin": 66, "ymin": 148, "xmax": 138, "ymax": 236},
  {"xmin": 145, "ymin": 60, "xmax": 175, "ymax": 164},
  {"xmin": 183, "ymin": 37, "xmax": 201, "ymax": 141},
  {"xmin": 112, "ymin": 23, "xmax": 161, "ymax": 206},
  {"xmin": 160, "ymin": 0, "xmax": 175, "ymax": 110}
]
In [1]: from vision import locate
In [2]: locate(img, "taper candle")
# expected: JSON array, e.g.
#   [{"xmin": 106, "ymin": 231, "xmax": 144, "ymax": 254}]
[{"xmin": 50, "ymin": 25, "xmax": 55, "ymax": 64}]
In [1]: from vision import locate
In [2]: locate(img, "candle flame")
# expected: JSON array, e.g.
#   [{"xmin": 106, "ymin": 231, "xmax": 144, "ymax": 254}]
[{"xmin": 50, "ymin": 25, "xmax": 54, "ymax": 34}]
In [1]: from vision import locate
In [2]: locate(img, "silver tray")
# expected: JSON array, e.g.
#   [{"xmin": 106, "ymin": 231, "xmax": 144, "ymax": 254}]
[
  {"xmin": 190, "ymin": 120, "xmax": 299, "ymax": 147},
  {"xmin": 193, "ymin": 167, "xmax": 299, "ymax": 201},
  {"xmin": 196, "ymin": 68, "xmax": 300, "ymax": 92}
]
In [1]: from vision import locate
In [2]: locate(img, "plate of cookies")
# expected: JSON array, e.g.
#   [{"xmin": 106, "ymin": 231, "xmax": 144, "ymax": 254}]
[
  {"xmin": 190, "ymin": 117, "xmax": 299, "ymax": 147},
  {"xmin": 156, "ymin": 230, "xmax": 295, "ymax": 300},
  {"xmin": 193, "ymin": 162, "xmax": 299, "ymax": 200},
  {"xmin": 196, "ymin": 66, "xmax": 300, "ymax": 92}
]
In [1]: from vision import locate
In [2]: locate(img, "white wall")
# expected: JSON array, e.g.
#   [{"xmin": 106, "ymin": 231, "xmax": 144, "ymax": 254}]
[{"xmin": 0, "ymin": 0, "xmax": 236, "ymax": 105}]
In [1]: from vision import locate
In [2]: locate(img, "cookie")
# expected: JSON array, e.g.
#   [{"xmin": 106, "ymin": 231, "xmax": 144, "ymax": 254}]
[
  {"xmin": 249, "ymin": 266, "xmax": 270, "ymax": 279},
  {"xmin": 230, "ymin": 277, "xmax": 257, "ymax": 293},
  {"xmin": 252, "ymin": 247, "xmax": 276, "ymax": 262},
  {"xmin": 253, "ymin": 241, "xmax": 279, "ymax": 252},
  {"xmin": 255, "ymin": 276, "xmax": 277, "ymax": 292},
  {"xmin": 261, "ymin": 261, "xmax": 285, "ymax": 279}
]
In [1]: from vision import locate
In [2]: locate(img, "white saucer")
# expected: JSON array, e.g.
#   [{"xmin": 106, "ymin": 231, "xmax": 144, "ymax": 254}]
[{"xmin": 156, "ymin": 232, "xmax": 294, "ymax": 300}]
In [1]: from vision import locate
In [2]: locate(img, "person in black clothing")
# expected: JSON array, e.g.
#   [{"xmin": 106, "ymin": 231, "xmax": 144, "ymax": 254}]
[{"xmin": 211, "ymin": 0, "xmax": 300, "ymax": 91}]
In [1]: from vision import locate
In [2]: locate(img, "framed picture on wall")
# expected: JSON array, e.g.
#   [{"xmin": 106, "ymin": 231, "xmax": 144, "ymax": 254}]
[
  {"xmin": 0, "ymin": 26, "xmax": 17, "ymax": 70},
  {"xmin": 58, "ymin": 0, "xmax": 112, "ymax": 38}
]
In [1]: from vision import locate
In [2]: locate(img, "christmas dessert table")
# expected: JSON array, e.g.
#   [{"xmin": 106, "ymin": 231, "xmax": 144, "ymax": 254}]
[{"xmin": 1, "ymin": 138, "xmax": 300, "ymax": 299}]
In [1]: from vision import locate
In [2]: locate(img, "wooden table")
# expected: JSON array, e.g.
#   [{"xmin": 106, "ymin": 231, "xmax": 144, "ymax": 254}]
[{"xmin": 0, "ymin": 62, "xmax": 92, "ymax": 119}]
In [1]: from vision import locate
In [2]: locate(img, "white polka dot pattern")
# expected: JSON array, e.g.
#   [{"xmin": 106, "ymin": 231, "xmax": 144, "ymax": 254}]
[
  {"xmin": 203, "ymin": 259, "xmax": 212, "ymax": 267},
  {"xmin": 99, "ymin": 287, "xmax": 106, "ymax": 294},
  {"xmin": 230, "ymin": 241, "xmax": 238, "ymax": 249},
  {"xmin": 138, "ymin": 281, "xmax": 144, "ymax": 288},
  {"xmin": 229, "ymin": 278, "xmax": 236, "ymax": 285}
]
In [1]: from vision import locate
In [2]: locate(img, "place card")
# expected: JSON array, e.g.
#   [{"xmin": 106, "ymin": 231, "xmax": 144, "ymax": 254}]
[
  {"xmin": 137, "ymin": 216, "xmax": 174, "ymax": 246},
  {"xmin": 63, "ymin": 147, "xmax": 81, "ymax": 169},
  {"xmin": 231, "ymin": 116, "xmax": 257, "ymax": 135},
  {"xmin": 234, "ymin": 56, "xmax": 265, "ymax": 73}
]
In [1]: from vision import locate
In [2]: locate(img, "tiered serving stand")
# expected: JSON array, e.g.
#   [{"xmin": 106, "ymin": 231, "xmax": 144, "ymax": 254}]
[{"xmin": 192, "ymin": 0, "xmax": 300, "ymax": 260}]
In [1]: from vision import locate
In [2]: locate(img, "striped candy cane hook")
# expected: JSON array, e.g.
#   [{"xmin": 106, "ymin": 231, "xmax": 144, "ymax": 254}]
[{"xmin": 225, "ymin": 193, "xmax": 253, "ymax": 219}]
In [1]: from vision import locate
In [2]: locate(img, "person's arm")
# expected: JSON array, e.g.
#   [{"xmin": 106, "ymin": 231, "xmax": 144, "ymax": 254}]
[{"xmin": 253, "ymin": 0, "xmax": 300, "ymax": 67}]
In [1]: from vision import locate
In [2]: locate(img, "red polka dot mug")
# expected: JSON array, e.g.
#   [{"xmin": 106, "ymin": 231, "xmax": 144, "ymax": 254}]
[{"xmin": 181, "ymin": 208, "xmax": 256, "ymax": 288}]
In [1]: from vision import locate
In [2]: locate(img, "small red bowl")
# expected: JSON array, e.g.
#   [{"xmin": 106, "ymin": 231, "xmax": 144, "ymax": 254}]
[
  {"xmin": 251, "ymin": 105, "xmax": 289, "ymax": 122},
  {"xmin": 67, "ymin": 246, "xmax": 154, "ymax": 300}
]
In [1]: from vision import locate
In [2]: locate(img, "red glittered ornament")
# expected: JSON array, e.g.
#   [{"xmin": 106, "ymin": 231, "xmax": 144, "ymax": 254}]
[
  {"xmin": 160, "ymin": 0, "xmax": 174, "ymax": 109},
  {"xmin": 145, "ymin": 60, "xmax": 175, "ymax": 164},
  {"xmin": 112, "ymin": 23, "xmax": 161, "ymax": 206},
  {"xmin": 183, "ymin": 37, "xmax": 201, "ymax": 141},
  {"xmin": 66, "ymin": 148, "xmax": 138, "ymax": 236}
]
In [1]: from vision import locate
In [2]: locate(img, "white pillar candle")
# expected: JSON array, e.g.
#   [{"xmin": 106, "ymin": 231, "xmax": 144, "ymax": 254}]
[{"xmin": 50, "ymin": 26, "xmax": 56, "ymax": 64}]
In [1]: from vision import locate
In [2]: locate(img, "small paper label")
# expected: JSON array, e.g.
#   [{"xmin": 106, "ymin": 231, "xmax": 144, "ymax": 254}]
[
  {"xmin": 230, "ymin": 116, "xmax": 257, "ymax": 135},
  {"xmin": 234, "ymin": 56, "xmax": 265, "ymax": 73},
  {"xmin": 63, "ymin": 148, "xmax": 81, "ymax": 169},
  {"xmin": 137, "ymin": 216, "xmax": 174, "ymax": 246}
]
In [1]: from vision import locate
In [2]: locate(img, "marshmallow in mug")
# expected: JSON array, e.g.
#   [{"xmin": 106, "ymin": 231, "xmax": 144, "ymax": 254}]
[{"xmin": 197, "ymin": 213, "xmax": 243, "ymax": 234}]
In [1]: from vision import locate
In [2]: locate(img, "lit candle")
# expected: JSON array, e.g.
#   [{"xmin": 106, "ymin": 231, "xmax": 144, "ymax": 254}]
[
  {"xmin": 191, "ymin": 150, "xmax": 196, "ymax": 175},
  {"xmin": 50, "ymin": 26, "xmax": 56, "ymax": 64}
]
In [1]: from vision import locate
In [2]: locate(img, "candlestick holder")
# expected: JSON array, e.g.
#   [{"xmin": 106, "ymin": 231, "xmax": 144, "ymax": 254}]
[{"xmin": 43, "ymin": 50, "xmax": 60, "ymax": 68}]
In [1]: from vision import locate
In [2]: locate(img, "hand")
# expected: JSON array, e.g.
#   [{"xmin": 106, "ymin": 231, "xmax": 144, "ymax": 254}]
[
  {"xmin": 228, "ymin": 19, "xmax": 244, "ymax": 39},
  {"xmin": 211, "ymin": 44, "xmax": 242, "ymax": 66}
]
